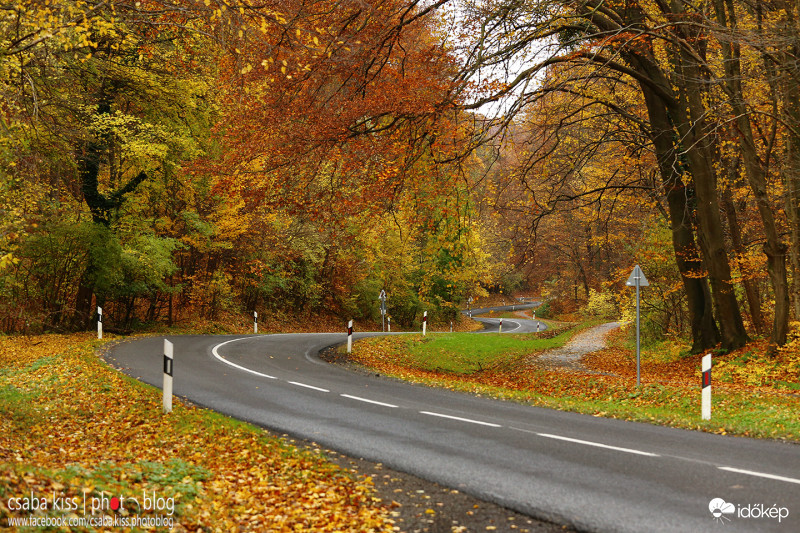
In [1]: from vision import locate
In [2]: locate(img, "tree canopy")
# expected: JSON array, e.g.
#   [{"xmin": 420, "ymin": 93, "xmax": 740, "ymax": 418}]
[{"xmin": 2, "ymin": 0, "xmax": 798, "ymax": 353}]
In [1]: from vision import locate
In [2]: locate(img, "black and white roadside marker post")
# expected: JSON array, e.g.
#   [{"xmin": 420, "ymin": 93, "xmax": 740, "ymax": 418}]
[
  {"xmin": 499, "ymin": 317, "xmax": 503, "ymax": 333},
  {"xmin": 468, "ymin": 296, "xmax": 473, "ymax": 318},
  {"xmin": 379, "ymin": 290, "xmax": 387, "ymax": 332},
  {"xmin": 387, "ymin": 316, "xmax": 391, "ymax": 332},
  {"xmin": 253, "ymin": 311, "xmax": 258, "ymax": 334},
  {"xmin": 626, "ymin": 265, "xmax": 649, "ymax": 387},
  {"xmin": 97, "ymin": 307, "xmax": 103, "ymax": 340},
  {"xmin": 422, "ymin": 311, "xmax": 427, "ymax": 336},
  {"xmin": 702, "ymin": 354, "xmax": 712, "ymax": 420},
  {"xmin": 163, "ymin": 340, "xmax": 174, "ymax": 414},
  {"xmin": 347, "ymin": 320, "xmax": 353, "ymax": 353}
]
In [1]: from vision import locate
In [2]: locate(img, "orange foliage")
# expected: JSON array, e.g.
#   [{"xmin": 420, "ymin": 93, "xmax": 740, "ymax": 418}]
[{"xmin": 0, "ymin": 335, "xmax": 392, "ymax": 530}]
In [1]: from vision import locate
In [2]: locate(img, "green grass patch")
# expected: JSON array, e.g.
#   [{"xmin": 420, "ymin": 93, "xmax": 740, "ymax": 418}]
[
  {"xmin": 352, "ymin": 325, "xmax": 800, "ymax": 441},
  {"xmin": 387, "ymin": 330, "xmax": 575, "ymax": 374},
  {"xmin": 0, "ymin": 384, "xmax": 41, "ymax": 430}
]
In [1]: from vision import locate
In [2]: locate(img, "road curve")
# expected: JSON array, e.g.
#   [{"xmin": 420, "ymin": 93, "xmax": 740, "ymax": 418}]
[
  {"xmin": 466, "ymin": 300, "xmax": 547, "ymax": 334},
  {"xmin": 105, "ymin": 317, "xmax": 800, "ymax": 532}
]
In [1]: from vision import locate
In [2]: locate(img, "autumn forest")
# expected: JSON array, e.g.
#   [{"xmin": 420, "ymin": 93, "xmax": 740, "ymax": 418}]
[{"xmin": 2, "ymin": 0, "xmax": 799, "ymax": 355}]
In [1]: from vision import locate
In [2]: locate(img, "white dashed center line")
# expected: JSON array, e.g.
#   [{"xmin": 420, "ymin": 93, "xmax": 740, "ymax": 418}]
[
  {"xmin": 718, "ymin": 466, "xmax": 800, "ymax": 485},
  {"xmin": 211, "ymin": 337, "xmax": 798, "ymax": 496},
  {"xmin": 420, "ymin": 411, "xmax": 502, "ymax": 427},
  {"xmin": 340, "ymin": 394, "xmax": 398, "ymax": 408},
  {"xmin": 535, "ymin": 432, "xmax": 659, "ymax": 457},
  {"xmin": 288, "ymin": 381, "xmax": 329, "ymax": 393}
]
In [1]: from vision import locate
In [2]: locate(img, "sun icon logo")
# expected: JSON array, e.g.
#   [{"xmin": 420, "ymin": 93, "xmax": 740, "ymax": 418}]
[{"xmin": 709, "ymin": 498, "xmax": 736, "ymax": 524}]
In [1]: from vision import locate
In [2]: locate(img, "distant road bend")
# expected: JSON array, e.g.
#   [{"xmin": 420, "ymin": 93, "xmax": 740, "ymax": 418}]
[{"xmin": 107, "ymin": 303, "xmax": 800, "ymax": 532}]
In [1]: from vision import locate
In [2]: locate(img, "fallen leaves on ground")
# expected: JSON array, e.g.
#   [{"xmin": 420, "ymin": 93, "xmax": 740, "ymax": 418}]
[{"xmin": 0, "ymin": 334, "xmax": 393, "ymax": 531}]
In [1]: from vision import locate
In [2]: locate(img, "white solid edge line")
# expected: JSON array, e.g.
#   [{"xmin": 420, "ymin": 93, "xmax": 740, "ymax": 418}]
[
  {"xmin": 420, "ymin": 411, "xmax": 502, "ymax": 428},
  {"xmin": 340, "ymin": 394, "xmax": 398, "ymax": 408},
  {"xmin": 212, "ymin": 338, "xmax": 277, "ymax": 380},
  {"xmin": 289, "ymin": 381, "xmax": 329, "ymax": 393},
  {"xmin": 718, "ymin": 466, "xmax": 800, "ymax": 485},
  {"xmin": 537, "ymin": 433, "xmax": 659, "ymax": 457}
]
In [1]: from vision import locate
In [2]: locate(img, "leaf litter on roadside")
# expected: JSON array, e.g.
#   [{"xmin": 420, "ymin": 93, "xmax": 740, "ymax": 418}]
[{"xmin": 0, "ymin": 334, "xmax": 394, "ymax": 531}]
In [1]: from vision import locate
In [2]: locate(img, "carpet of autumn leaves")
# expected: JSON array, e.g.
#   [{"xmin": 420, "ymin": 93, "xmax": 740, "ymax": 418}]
[
  {"xmin": 584, "ymin": 326, "xmax": 800, "ymax": 390},
  {"xmin": 350, "ymin": 324, "xmax": 800, "ymax": 441},
  {"xmin": 0, "ymin": 334, "xmax": 393, "ymax": 531}
]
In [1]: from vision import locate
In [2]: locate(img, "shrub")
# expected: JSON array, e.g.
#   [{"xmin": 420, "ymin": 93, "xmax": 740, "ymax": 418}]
[{"xmin": 582, "ymin": 288, "xmax": 617, "ymax": 319}]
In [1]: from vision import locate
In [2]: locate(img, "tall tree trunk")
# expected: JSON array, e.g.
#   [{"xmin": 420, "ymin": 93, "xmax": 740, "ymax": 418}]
[
  {"xmin": 73, "ymin": 141, "xmax": 106, "ymax": 329},
  {"xmin": 643, "ymin": 88, "xmax": 720, "ymax": 352},
  {"xmin": 778, "ymin": 1, "xmax": 800, "ymax": 319},
  {"xmin": 640, "ymin": 3, "xmax": 749, "ymax": 351},
  {"xmin": 714, "ymin": 0, "xmax": 790, "ymax": 348},
  {"xmin": 588, "ymin": 0, "xmax": 745, "ymax": 349},
  {"xmin": 785, "ymin": 116, "xmax": 800, "ymax": 320},
  {"xmin": 74, "ymin": 269, "xmax": 94, "ymax": 330},
  {"xmin": 671, "ymin": 64, "xmax": 748, "ymax": 351},
  {"xmin": 72, "ymin": 98, "xmax": 148, "ymax": 330},
  {"xmin": 721, "ymin": 184, "xmax": 764, "ymax": 334}
]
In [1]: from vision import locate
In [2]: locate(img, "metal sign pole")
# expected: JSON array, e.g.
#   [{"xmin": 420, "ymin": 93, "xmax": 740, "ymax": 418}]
[
  {"xmin": 636, "ymin": 281, "xmax": 641, "ymax": 387},
  {"xmin": 626, "ymin": 265, "xmax": 649, "ymax": 388}
]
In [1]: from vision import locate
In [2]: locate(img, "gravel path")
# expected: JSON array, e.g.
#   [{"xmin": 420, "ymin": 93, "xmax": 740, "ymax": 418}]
[{"xmin": 534, "ymin": 321, "xmax": 620, "ymax": 370}]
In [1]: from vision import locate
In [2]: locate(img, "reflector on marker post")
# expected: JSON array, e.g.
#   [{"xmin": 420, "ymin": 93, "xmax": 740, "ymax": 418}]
[
  {"xmin": 702, "ymin": 353, "xmax": 711, "ymax": 420},
  {"xmin": 347, "ymin": 320, "xmax": 353, "ymax": 353},
  {"xmin": 422, "ymin": 311, "xmax": 427, "ymax": 336},
  {"xmin": 97, "ymin": 306, "xmax": 103, "ymax": 339},
  {"xmin": 163, "ymin": 339, "xmax": 174, "ymax": 414}
]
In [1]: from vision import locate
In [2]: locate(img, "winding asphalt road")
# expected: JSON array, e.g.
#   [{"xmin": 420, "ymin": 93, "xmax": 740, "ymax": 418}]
[
  {"xmin": 466, "ymin": 301, "xmax": 546, "ymax": 334},
  {"xmin": 105, "ymin": 308, "xmax": 800, "ymax": 532}
]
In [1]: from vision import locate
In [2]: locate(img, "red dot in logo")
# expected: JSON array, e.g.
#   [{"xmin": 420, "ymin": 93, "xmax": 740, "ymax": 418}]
[{"xmin": 110, "ymin": 497, "xmax": 120, "ymax": 511}]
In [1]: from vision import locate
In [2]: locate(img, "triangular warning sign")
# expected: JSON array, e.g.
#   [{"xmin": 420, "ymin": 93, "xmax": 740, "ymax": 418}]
[{"xmin": 626, "ymin": 265, "xmax": 649, "ymax": 287}]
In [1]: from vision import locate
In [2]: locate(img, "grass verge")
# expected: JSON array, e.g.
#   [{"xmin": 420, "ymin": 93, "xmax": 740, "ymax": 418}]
[
  {"xmin": 0, "ymin": 333, "xmax": 392, "ymax": 531},
  {"xmin": 379, "ymin": 330, "xmax": 575, "ymax": 374},
  {"xmin": 349, "ymin": 325, "xmax": 800, "ymax": 442}
]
